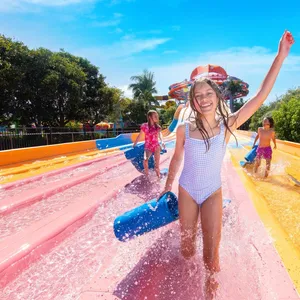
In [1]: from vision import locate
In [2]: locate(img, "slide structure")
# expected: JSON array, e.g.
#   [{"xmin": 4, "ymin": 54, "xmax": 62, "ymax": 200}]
[{"xmin": 0, "ymin": 107, "xmax": 299, "ymax": 299}]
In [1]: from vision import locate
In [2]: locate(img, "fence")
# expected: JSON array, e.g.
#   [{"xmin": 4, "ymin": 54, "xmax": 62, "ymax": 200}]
[{"xmin": 0, "ymin": 126, "xmax": 140, "ymax": 151}]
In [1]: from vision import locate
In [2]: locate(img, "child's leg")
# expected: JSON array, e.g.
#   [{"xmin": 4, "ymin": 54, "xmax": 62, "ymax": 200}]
[
  {"xmin": 254, "ymin": 158, "xmax": 261, "ymax": 173},
  {"xmin": 143, "ymin": 150, "xmax": 152, "ymax": 176},
  {"xmin": 201, "ymin": 188, "xmax": 222, "ymax": 273},
  {"xmin": 201, "ymin": 189, "xmax": 223, "ymax": 299},
  {"xmin": 265, "ymin": 159, "xmax": 271, "ymax": 177},
  {"xmin": 178, "ymin": 186, "xmax": 200, "ymax": 259},
  {"xmin": 154, "ymin": 147, "xmax": 161, "ymax": 177}
]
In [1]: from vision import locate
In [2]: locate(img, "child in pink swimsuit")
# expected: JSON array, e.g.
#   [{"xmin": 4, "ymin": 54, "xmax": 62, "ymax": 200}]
[{"xmin": 133, "ymin": 110, "xmax": 165, "ymax": 177}]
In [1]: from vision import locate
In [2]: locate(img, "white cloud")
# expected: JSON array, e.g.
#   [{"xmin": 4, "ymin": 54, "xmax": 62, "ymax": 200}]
[
  {"xmin": 0, "ymin": 0, "xmax": 95, "ymax": 11},
  {"xmin": 0, "ymin": 0, "xmax": 24, "ymax": 12},
  {"xmin": 149, "ymin": 47, "xmax": 300, "ymax": 101},
  {"xmin": 75, "ymin": 42, "xmax": 300, "ymax": 104},
  {"xmin": 77, "ymin": 37, "xmax": 171, "ymax": 59},
  {"xmin": 92, "ymin": 11, "xmax": 123, "ymax": 28},
  {"xmin": 75, "ymin": 37, "xmax": 171, "ymax": 93},
  {"xmin": 25, "ymin": 0, "xmax": 85, "ymax": 4}
]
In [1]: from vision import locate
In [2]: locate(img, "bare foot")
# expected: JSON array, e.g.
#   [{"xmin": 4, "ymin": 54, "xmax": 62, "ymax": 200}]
[
  {"xmin": 205, "ymin": 274, "xmax": 219, "ymax": 300},
  {"xmin": 155, "ymin": 168, "xmax": 161, "ymax": 178}
]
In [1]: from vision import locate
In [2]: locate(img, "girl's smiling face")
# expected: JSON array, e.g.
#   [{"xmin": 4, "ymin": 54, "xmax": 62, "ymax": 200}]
[{"xmin": 193, "ymin": 82, "xmax": 218, "ymax": 116}]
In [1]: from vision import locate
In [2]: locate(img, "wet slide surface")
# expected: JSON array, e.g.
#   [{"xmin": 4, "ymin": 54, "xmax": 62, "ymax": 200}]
[
  {"xmin": 228, "ymin": 133, "xmax": 300, "ymax": 253},
  {"xmin": 0, "ymin": 149, "xmax": 121, "ymax": 185},
  {"xmin": 0, "ymin": 104, "xmax": 187, "ymax": 185},
  {"xmin": 0, "ymin": 135, "xmax": 299, "ymax": 299}
]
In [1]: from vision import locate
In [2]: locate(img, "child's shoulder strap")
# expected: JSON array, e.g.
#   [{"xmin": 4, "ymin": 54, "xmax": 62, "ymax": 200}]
[{"xmin": 184, "ymin": 121, "xmax": 191, "ymax": 138}]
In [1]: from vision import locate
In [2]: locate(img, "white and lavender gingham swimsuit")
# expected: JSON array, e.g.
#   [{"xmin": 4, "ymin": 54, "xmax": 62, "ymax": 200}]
[{"xmin": 179, "ymin": 122, "xmax": 226, "ymax": 206}]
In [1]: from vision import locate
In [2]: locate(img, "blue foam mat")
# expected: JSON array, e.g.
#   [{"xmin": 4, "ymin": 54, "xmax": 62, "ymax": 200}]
[{"xmin": 124, "ymin": 144, "xmax": 167, "ymax": 173}]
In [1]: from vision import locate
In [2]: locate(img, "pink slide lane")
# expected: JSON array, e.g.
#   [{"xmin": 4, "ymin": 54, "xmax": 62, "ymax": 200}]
[
  {"xmin": 78, "ymin": 154, "xmax": 299, "ymax": 300},
  {"xmin": 0, "ymin": 151, "xmax": 173, "ymax": 292}
]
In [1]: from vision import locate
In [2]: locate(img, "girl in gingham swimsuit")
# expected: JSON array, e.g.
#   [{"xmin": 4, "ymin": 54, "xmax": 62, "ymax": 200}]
[{"xmin": 161, "ymin": 31, "xmax": 294, "ymax": 299}]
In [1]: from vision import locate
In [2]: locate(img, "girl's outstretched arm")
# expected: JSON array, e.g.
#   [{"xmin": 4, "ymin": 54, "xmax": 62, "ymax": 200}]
[
  {"xmin": 230, "ymin": 31, "xmax": 295, "ymax": 130},
  {"xmin": 133, "ymin": 130, "xmax": 143, "ymax": 147}
]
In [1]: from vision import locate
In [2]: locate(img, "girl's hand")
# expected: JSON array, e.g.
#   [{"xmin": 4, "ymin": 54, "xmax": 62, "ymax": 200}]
[
  {"xmin": 158, "ymin": 184, "xmax": 172, "ymax": 201},
  {"xmin": 274, "ymin": 145, "xmax": 277, "ymax": 149},
  {"xmin": 278, "ymin": 31, "xmax": 295, "ymax": 59}
]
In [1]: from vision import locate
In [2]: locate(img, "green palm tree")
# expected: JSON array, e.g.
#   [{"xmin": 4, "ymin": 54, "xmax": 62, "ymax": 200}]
[{"xmin": 129, "ymin": 69, "xmax": 158, "ymax": 99}]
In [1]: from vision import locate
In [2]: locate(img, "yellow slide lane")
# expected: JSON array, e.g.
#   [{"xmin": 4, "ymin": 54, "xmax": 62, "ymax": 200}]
[
  {"xmin": 230, "ymin": 133, "xmax": 300, "ymax": 292},
  {"xmin": 0, "ymin": 149, "xmax": 121, "ymax": 184}
]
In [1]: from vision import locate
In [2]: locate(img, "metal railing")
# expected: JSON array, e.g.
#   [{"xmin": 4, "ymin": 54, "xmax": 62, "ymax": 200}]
[{"xmin": 0, "ymin": 126, "xmax": 140, "ymax": 151}]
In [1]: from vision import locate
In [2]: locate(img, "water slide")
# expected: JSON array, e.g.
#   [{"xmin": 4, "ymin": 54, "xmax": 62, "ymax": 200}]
[
  {"xmin": 0, "ymin": 109, "xmax": 299, "ymax": 299},
  {"xmin": 0, "ymin": 105, "xmax": 188, "ymax": 186}
]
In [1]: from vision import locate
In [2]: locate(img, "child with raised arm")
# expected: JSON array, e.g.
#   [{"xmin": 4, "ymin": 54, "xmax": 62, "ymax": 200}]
[
  {"xmin": 253, "ymin": 117, "xmax": 277, "ymax": 177},
  {"xmin": 160, "ymin": 31, "xmax": 294, "ymax": 299},
  {"xmin": 133, "ymin": 110, "xmax": 165, "ymax": 177}
]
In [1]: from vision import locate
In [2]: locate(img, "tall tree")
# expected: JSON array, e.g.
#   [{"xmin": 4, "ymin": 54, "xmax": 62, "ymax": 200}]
[
  {"xmin": 108, "ymin": 96, "xmax": 131, "ymax": 124},
  {"xmin": 0, "ymin": 35, "xmax": 31, "ymax": 125},
  {"xmin": 24, "ymin": 47, "xmax": 54, "ymax": 126},
  {"xmin": 0, "ymin": 34, "xmax": 123, "ymax": 128},
  {"xmin": 58, "ymin": 50, "xmax": 106, "ymax": 102},
  {"xmin": 58, "ymin": 50, "xmax": 117, "ymax": 126},
  {"xmin": 272, "ymin": 88, "xmax": 300, "ymax": 142},
  {"xmin": 129, "ymin": 69, "xmax": 157, "ymax": 106},
  {"xmin": 80, "ymin": 85, "xmax": 121, "ymax": 126},
  {"xmin": 42, "ymin": 53, "xmax": 87, "ymax": 126},
  {"xmin": 123, "ymin": 100, "xmax": 148, "ymax": 125}
]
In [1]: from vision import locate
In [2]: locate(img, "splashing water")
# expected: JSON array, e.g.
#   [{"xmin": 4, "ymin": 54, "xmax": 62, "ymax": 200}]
[
  {"xmin": 0, "ymin": 163, "xmax": 284, "ymax": 300},
  {"xmin": 0, "ymin": 159, "xmax": 127, "ymax": 241}
]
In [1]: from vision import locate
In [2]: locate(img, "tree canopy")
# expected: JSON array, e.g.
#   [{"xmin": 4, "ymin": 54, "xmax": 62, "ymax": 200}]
[{"xmin": 0, "ymin": 35, "xmax": 120, "ymax": 127}]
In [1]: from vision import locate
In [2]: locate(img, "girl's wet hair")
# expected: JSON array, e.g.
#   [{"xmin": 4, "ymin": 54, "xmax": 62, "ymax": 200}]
[
  {"xmin": 189, "ymin": 77, "xmax": 237, "ymax": 150},
  {"xmin": 264, "ymin": 117, "xmax": 274, "ymax": 128},
  {"xmin": 147, "ymin": 110, "xmax": 161, "ymax": 129}
]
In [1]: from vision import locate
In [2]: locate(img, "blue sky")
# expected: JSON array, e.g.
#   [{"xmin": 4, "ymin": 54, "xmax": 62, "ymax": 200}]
[{"xmin": 1, "ymin": 0, "xmax": 300, "ymax": 102}]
